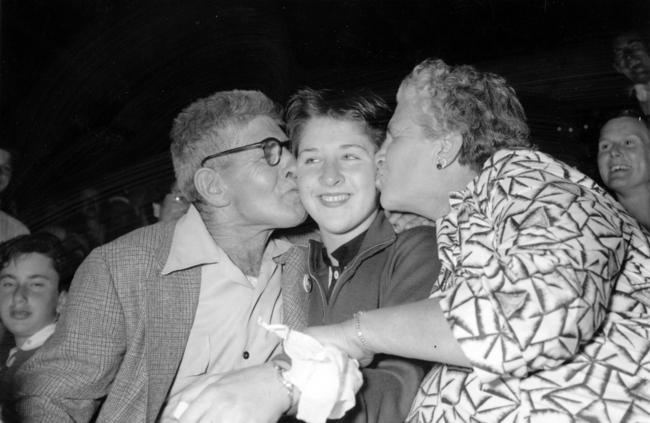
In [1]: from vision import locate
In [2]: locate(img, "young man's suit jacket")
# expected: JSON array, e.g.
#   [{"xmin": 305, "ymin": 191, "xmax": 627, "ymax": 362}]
[{"xmin": 14, "ymin": 220, "xmax": 309, "ymax": 423}]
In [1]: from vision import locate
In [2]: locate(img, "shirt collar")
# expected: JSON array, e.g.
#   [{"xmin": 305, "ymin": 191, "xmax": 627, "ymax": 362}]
[
  {"xmin": 328, "ymin": 230, "xmax": 367, "ymax": 268},
  {"xmin": 162, "ymin": 205, "xmax": 228, "ymax": 274},
  {"xmin": 313, "ymin": 229, "xmax": 368, "ymax": 273},
  {"xmin": 162, "ymin": 205, "xmax": 294, "ymax": 275},
  {"xmin": 15, "ymin": 322, "xmax": 56, "ymax": 352},
  {"xmin": 634, "ymin": 83, "xmax": 650, "ymax": 102}
]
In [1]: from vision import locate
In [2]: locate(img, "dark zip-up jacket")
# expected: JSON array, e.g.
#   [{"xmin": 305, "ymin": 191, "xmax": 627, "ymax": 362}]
[{"xmin": 304, "ymin": 212, "xmax": 439, "ymax": 423}]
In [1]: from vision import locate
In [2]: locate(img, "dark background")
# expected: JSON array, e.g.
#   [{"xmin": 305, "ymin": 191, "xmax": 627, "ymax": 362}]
[{"xmin": 1, "ymin": 0, "xmax": 649, "ymax": 229}]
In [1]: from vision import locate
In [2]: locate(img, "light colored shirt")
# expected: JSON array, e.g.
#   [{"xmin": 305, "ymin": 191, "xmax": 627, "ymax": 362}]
[
  {"xmin": 633, "ymin": 83, "xmax": 650, "ymax": 115},
  {"xmin": 408, "ymin": 149, "xmax": 650, "ymax": 423},
  {"xmin": 0, "ymin": 210, "xmax": 28, "ymax": 243},
  {"xmin": 164, "ymin": 205, "xmax": 291, "ymax": 396},
  {"xmin": 6, "ymin": 323, "xmax": 56, "ymax": 367}
]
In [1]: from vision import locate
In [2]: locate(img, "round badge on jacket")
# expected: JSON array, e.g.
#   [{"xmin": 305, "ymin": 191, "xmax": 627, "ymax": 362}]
[{"xmin": 302, "ymin": 274, "xmax": 312, "ymax": 293}]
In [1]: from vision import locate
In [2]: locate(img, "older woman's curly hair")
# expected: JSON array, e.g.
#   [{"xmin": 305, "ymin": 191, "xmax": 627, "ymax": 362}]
[{"xmin": 399, "ymin": 58, "xmax": 531, "ymax": 172}]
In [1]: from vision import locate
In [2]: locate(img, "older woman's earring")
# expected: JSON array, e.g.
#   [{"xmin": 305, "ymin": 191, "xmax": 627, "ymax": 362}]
[{"xmin": 436, "ymin": 157, "xmax": 447, "ymax": 170}]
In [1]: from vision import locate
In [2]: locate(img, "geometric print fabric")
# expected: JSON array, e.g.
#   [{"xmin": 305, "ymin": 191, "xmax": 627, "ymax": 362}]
[{"xmin": 407, "ymin": 149, "xmax": 650, "ymax": 423}]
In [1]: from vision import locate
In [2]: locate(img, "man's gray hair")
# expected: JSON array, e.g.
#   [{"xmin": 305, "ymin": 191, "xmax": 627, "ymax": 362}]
[{"xmin": 170, "ymin": 90, "xmax": 282, "ymax": 203}]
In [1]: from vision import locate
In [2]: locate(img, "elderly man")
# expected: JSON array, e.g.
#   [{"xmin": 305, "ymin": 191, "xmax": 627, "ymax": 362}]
[
  {"xmin": 0, "ymin": 148, "xmax": 29, "ymax": 242},
  {"xmin": 13, "ymin": 90, "xmax": 308, "ymax": 422},
  {"xmin": 613, "ymin": 31, "xmax": 650, "ymax": 115},
  {"xmin": 598, "ymin": 110, "xmax": 650, "ymax": 229}
]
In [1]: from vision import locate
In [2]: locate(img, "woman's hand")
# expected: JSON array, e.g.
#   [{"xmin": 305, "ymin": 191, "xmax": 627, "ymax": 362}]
[{"xmin": 304, "ymin": 321, "xmax": 374, "ymax": 367}]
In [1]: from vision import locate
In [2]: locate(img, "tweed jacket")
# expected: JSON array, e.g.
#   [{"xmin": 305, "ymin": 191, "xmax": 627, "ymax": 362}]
[{"xmin": 14, "ymin": 220, "xmax": 308, "ymax": 423}]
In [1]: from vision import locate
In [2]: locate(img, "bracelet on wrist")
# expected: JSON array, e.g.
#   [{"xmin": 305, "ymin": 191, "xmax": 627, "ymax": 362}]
[{"xmin": 353, "ymin": 311, "xmax": 371, "ymax": 352}]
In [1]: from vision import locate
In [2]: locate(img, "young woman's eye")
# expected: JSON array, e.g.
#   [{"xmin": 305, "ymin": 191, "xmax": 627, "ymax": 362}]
[
  {"xmin": 599, "ymin": 143, "xmax": 609, "ymax": 152},
  {"xmin": 342, "ymin": 154, "xmax": 359, "ymax": 160},
  {"xmin": 302, "ymin": 157, "xmax": 319, "ymax": 165},
  {"xmin": 625, "ymin": 139, "xmax": 635, "ymax": 146}
]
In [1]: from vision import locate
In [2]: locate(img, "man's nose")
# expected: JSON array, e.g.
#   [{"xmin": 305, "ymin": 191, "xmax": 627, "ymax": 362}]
[
  {"xmin": 12, "ymin": 285, "xmax": 28, "ymax": 303},
  {"xmin": 624, "ymin": 50, "xmax": 641, "ymax": 67},
  {"xmin": 610, "ymin": 143, "xmax": 623, "ymax": 157},
  {"xmin": 282, "ymin": 151, "xmax": 298, "ymax": 180}
]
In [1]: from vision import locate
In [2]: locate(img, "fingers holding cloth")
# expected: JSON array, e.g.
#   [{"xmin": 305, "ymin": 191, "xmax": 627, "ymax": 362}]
[
  {"xmin": 262, "ymin": 321, "xmax": 364, "ymax": 423},
  {"xmin": 165, "ymin": 321, "xmax": 363, "ymax": 423}
]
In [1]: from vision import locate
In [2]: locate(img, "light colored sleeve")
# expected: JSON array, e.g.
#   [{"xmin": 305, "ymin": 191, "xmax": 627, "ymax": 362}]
[
  {"xmin": 14, "ymin": 248, "xmax": 126, "ymax": 422},
  {"xmin": 436, "ymin": 166, "xmax": 627, "ymax": 383}
]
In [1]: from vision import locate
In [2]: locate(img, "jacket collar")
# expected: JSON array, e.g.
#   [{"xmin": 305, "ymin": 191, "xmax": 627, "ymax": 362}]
[
  {"xmin": 307, "ymin": 211, "xmax": 395, "ymax": 276},
  {"xmin": 147, "ymin": 220, "xmax": 202, "ymax": 421}
]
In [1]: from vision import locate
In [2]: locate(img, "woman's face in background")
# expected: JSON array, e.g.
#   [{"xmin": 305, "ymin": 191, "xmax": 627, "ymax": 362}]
[{"xmin": 598, "ymin": 116, "xmax": 650, "ymax": 195}]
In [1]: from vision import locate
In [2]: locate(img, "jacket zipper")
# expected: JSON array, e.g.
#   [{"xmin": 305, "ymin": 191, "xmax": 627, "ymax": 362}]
[{"xmin": 327, "ymin": 239, "xmax": 392, "ymax": 307}]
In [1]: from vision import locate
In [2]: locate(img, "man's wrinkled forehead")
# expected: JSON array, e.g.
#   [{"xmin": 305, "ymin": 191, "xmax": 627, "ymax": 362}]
[{"xmin": 614, "ymin": 34, "xmax": 648, "ymax": 54}]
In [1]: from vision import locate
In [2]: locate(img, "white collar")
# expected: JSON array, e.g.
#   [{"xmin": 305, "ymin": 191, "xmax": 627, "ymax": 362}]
[
  {"xmin": 162, "ymin": 205, "xmax": 293, "ymax": 275},
  {"xmin": 6, "ymin": 322, "xmax": 57, "ymax": 367}
]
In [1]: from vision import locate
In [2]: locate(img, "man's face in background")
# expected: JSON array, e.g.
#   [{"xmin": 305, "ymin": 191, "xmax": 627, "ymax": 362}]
[
  {"xmin": 614, "ymin": 33, "xmax": 650, "ymax": 84},
  {"xmin": 0, "ymin": 149, "xmax": 13, "ymax": 194}
]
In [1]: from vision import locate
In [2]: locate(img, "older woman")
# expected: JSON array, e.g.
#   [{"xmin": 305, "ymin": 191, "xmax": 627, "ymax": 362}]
[
  {"xmin": 308, "ymin": 59, "xmax": 650, "ymax": 422},
  {"xmin": 598, "ymin": 110, "xmax": 650, "ymax": 230}
]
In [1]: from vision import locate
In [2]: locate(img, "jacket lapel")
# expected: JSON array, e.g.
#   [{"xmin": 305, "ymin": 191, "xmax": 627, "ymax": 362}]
[
  {"xmin": 275, "ymin": 245, "xmax": 309, "ymax": 330},
  {"xmin": 145, "ymin": 224, "xmax": 201, "ymax": 421}
]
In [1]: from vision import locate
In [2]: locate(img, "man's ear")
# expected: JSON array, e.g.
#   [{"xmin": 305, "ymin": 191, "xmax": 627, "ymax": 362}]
[
  {"xmin": 56, "ymin": 291, "xmax": 68, "ymax": 317},
  {"xmin": 613, "ymin": 61, "xmax": 623, "ymax": 74},
  {"xmin": 0, "ymin": 176, "xmax": 9, "ymax": 193},
  {"xmin": 194, "ymin": 167, "xmax": 229, "ymax": 207}
]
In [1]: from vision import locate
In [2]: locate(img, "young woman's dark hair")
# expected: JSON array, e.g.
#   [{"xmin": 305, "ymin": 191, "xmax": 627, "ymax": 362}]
[{"xmin": 285, "ymin": 87, "xmax": 392, "ymax": 153}]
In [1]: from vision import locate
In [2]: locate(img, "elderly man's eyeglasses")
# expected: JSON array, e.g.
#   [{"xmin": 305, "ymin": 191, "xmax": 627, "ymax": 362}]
[{"xmin": 201, "ymin": 137, "xmax": 292, "ymax": 167}]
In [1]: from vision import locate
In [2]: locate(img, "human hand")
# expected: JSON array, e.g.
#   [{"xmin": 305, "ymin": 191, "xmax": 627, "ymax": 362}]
[
  {"xmin": 160, "ymin": 373, "xmax": 223, "ymax": 423},
  {"xmin": 304, "ymin": 321, "xmax": 374, "ymax": 367},
  {"xmin": 385, "ymin": 210, "xmax": 435, "ymax": 233},
  {"xmin": 157, "ymin": 192, "xmax": 189, "ymax": 223},
  {"xmin": 160, "ymin": 364, "xmax": 290, "ymax": 423}
]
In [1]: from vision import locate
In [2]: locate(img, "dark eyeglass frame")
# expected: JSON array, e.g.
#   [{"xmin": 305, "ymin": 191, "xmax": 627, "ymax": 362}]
[{"xmin": 200, "ymin": 137, "xmax": 292, "ymax": 167}]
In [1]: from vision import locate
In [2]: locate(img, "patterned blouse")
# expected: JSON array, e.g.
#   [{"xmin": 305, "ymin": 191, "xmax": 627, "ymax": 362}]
[{"xmin": 407, "ymin": 149, "xmax": 650, "ymax": 423}]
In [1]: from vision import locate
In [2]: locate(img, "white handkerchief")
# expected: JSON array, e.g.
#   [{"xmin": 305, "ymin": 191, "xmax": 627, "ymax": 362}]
[{"xmin": 260, "ymin": 321, "xmax": 363, "ymax": 423}]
